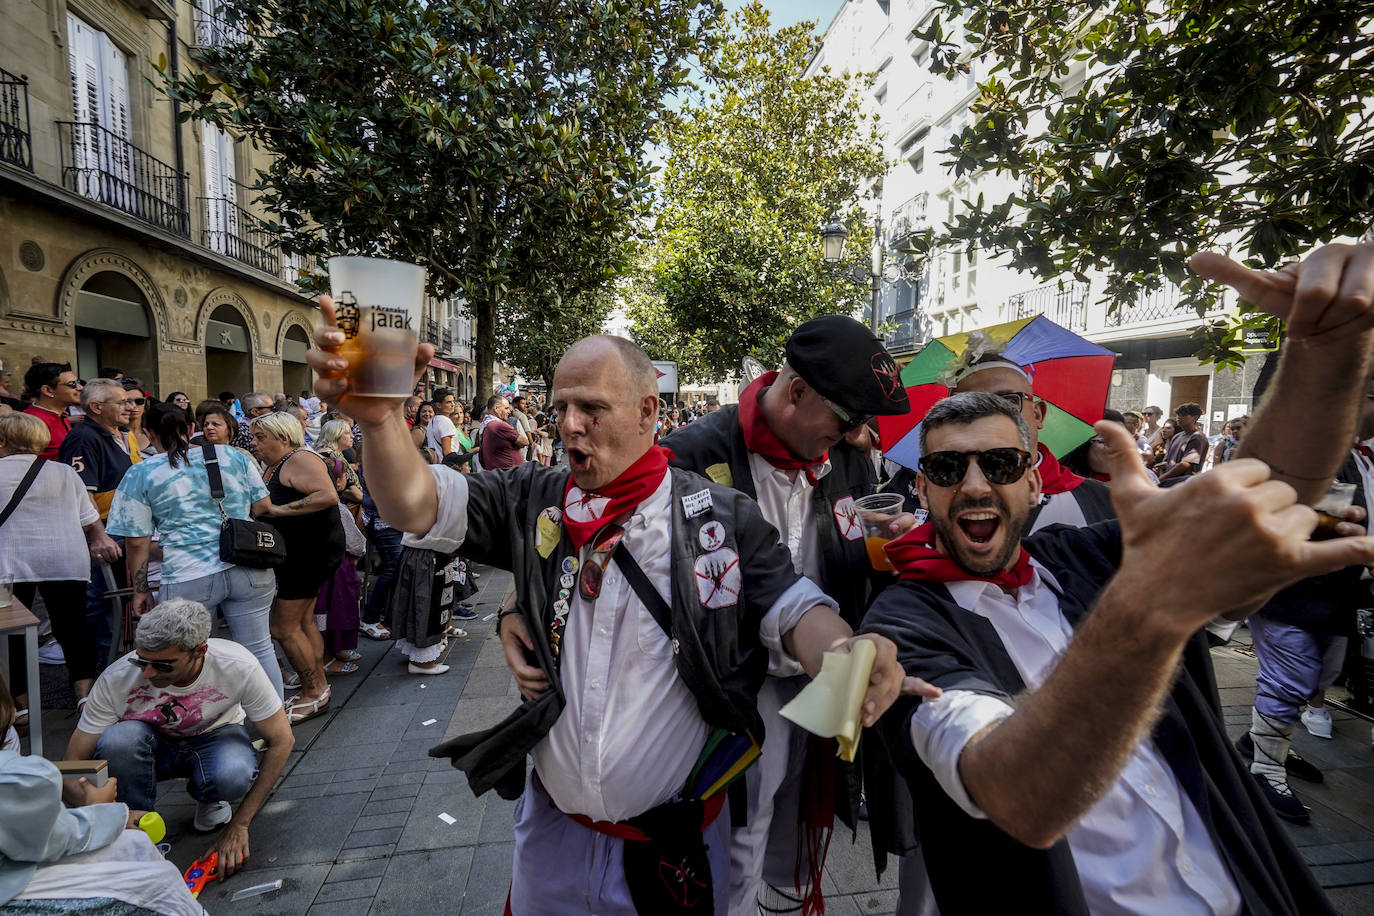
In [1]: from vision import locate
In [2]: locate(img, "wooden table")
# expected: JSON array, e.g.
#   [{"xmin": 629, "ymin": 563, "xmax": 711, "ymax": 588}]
[{"xmin": 0, "ymin": 596, "xmax": 42, "ymax": 757}]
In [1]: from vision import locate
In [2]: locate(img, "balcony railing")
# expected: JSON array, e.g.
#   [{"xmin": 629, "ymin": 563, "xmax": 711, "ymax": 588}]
[
  {"xmin": 1007, "ymin": 279, "xmax": 1089, "ymax": 331},
  {"xmin": 199, "ymin": 196, "xmax": 280, "ymax": 274},
  {"xmin": 192, "ymin": 1, "xmax": 248, "ymax": 49},
  {"xmin": 894, "ymin": 82, "xmax": 933, "ymax": 141},
  {"xmin": 424, "ymin": 317, "xmax": 440, "ymax": 346},
  {"xmin": 56, "ymin": 121, "xmax": 188, "ymax": 236},
  {"xmin": 886, "ymin": 193, "xmax": 928, "ymax": 244},
  {"xmin": 885, "ymin": 308, "xmax": 920, "ymax": 351},
  {"xmin": 442, "ymin": 328, "xmax": 453, "ymax": 352},
  {"xmin": 0, "ymin": 68, "xmax": 32, "ymax": 171},
  {"xmin": 1103, "ymin": 283, "xmax": 1189, "ymax": 328}
]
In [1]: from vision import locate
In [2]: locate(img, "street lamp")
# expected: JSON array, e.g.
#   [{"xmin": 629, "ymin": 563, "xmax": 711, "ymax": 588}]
[{"xmin": 819, "ymin": 213, "xmax": 922, "ymax": 333}]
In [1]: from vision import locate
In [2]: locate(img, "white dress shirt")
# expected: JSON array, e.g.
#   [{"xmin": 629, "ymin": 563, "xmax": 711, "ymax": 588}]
[
  {"xmin": 908, "ymin": 561, "xmax": 1242, "ymax": 916},
  {"xmin": 405, "ymin": 467, "xmax": 833, "ymax": 822}
]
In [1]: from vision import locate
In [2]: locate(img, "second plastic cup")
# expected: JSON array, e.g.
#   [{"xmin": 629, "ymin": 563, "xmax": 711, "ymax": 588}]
[
  {"xmin": 327, "ymin": 257, "xmax": 427, "ymax": 397},
  {"xmin": 854, "ymin": 492, "xmax": 907, "ymax": 571}
]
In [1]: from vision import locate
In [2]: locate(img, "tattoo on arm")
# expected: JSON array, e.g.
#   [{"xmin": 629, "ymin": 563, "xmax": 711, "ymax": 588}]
[
  {"xmin": 134, "ymin": 563, "xmax": 150, "ymax": 595},
  {"xmin": 286, "ymin": 494, "xmax": 314, "ymax": 511}
]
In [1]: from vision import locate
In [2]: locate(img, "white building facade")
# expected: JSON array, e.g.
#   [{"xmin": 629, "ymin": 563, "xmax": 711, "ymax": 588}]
[{"xmin": 810, "ymin": 0, "xmax": 1269, "ymax": 431}]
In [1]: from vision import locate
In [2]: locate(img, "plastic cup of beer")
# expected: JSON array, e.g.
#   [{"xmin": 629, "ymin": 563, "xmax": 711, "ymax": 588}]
[
  {"xmin": 854, "ymin": 492, "xmax": 907, "ymax": 571},
  {"xmin": 327, "ymin": 257, "xmax": 427, "ymax": 398}
]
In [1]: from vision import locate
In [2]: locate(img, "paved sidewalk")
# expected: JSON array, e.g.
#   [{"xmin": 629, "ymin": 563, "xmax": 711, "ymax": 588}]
[{"xmin": 27, "ymin": 577, "xmax": 1374, "ymax": 913}]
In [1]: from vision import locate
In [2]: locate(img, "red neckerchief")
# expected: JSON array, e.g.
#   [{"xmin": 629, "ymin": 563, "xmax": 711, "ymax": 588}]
[
  {"xmin": 562, "ymin": 445, "xmax": 673, "ymax": 550},
  {"xmin": 737, "ymin": 372, "xmax": 828, "ymax": 485},
  {"xmin": 1035, "ymin": 443, "xmax": 1085, "ymax": 494},
  {"xmin": 884, "ymin": 522, "xmax": 1034, "ymax": 592},
  {"xmin": 1089, "ymin": 471, "xmax": 1111, "ymax": 482}
]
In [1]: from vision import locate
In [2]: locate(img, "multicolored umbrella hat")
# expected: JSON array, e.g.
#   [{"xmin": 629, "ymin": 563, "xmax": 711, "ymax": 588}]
[{"xmin": 878, "ymin": 315, "xmax": 1116, "ymax": 471}]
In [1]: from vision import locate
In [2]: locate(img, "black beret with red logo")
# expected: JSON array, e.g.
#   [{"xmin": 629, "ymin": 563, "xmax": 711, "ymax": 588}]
[{"xmin": 785, "ymin": 315, "xmax": 909, "ymax": 417}]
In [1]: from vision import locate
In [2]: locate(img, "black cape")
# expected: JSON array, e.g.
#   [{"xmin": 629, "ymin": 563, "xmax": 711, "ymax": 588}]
[{"xmin": 861, "ymin": 520, "xmax": 1334, "ymax": 915}]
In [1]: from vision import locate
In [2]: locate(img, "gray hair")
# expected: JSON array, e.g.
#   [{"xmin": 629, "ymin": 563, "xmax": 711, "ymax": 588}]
[
  {"xmin": 315, "ymin": 418, "xmax": 352, "ymax": 452},
  {"xmin": 920, "ymin": 392, "xmax": 1032, "ymax": 455},
  {"xmin": 80, "ymin": 378, "xmax": 124, "ymax": 410},
  {"xmin": 134, "ymin": 599, "xmax": 212, "ymax": 652},
  {"xmin": 242, "ymin": 391, "xmax": 272, "ymax": 409}
]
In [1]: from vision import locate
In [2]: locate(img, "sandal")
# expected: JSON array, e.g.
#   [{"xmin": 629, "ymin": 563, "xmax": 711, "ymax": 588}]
[
  {"xmin": 282, "ymin": 670, "xmax": 302, "ymax": 690},
  {"xmin": 285, "ymin": 687, "xmax": 331, "ymax": 725},
  {"xmin": 444, "ymin": 624, "xmax": 468, "ymax": 638},
  {"xmin": 336, "ymin": 649, "xmax": 362, "ymax": 662},
  {"xmin": 323, "ymin": 658, "xmax": 359, "ymax": 675},
  {"xmin": 359, "ymin": 621, "xmax": 391, "ymax": 640}
]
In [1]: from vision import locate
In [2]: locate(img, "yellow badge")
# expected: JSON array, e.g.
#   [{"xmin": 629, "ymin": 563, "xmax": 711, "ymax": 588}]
[
  {"xmin": 705, "ymin": 462, "xmax": 733, "ymax": 487},
  {"xmin": 536, "ymin": 507, "xmax": 562, "ymax": 559}
]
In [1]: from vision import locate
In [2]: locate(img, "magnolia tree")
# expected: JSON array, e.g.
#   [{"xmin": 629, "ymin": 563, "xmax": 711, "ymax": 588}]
[
  {"xmin": 913, "ymin": 0, "xmax": 1374, "ymax": 365},
  {"xmin": 161, "ymin": 0, "xmax": 720, "ymax": 396}
]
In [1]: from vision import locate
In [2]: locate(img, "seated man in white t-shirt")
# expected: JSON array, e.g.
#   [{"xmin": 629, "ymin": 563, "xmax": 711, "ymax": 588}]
[{"xmin": 62, "ymin": 599, "xmax": 294, "ymax": 880}]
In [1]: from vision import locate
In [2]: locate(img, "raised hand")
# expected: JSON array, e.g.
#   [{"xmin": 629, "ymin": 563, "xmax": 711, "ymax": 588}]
[
  {"xmin": 1190, "ymin": 243, "xmax": 1374, "ymax": 345},
  {"xmin": 305, "ymin": 295, "xmax": 434, "ymax": 426},
  {"xmin": 1099, "ymin": 421, "xmax": 1374, "ymax": 631}
]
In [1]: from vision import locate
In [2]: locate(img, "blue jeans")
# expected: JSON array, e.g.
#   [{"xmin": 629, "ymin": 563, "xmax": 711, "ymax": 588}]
[
  {"xmin": 1249, "ymin": 613, "xmax": 1332, "ymax": 723},
  {"xmin": 364, "ymin": 520, "xmax": 403, "ymax": 625},
  {"xmin": 94, "ymin": 720, "xmax": 258, "ymax": 812},
  {"xmin": 161, "ymin": 566, "xmax": 283, "ymax": 698},
  {"xmin": 85, "ymin": 535, "xmax": 124, "ymax": 665}
]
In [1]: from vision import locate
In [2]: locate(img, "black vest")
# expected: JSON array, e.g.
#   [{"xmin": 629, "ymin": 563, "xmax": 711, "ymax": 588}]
[{"xmin": 429, "ymin": 462, "xmax": 801, "ymax": 801}]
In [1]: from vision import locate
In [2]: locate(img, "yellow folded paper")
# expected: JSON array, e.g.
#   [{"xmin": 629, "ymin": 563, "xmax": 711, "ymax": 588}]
[{"xmin": 778, "ymin": 640, "xmax": 877, "ymax": 762}]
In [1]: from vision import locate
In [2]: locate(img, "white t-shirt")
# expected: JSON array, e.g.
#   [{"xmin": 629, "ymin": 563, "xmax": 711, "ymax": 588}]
[
  {"xmin": 427, "ymin": 414, "xmax": 459, "ymax": 455},
  {"xmin": 78, "ymin": 638, "xmax": 282, "ymax": 739},
  {"xmin": 0, "ymin": 455, "xmax": 100, "ymax": 582}
]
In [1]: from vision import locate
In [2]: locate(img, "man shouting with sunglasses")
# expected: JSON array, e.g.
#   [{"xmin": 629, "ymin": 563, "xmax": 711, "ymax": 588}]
[
  {"xmin": 860, "ymin": 242, "xmax": 1374, "ymax": 916},
  {"xmin": 660, "ymin": 315, "xmax": 911, "ymax": 915},
  {"xmin": 306, "ymin": 323, "xmax": 927, "ymax": 915}
]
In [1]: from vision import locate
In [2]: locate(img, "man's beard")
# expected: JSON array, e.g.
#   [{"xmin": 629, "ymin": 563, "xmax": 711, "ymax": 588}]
[{"xmin": 930, "ymin": 494, "xmax": 1028, "ymax": 578}]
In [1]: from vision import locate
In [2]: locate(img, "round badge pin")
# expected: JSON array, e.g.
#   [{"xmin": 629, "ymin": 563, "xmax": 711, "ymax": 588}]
[
  {"xmin": 560, "ymin": 573, "xmax": 575, "ymax": 589},
  {"xmin": 561, "ymin": 557, "xmax": 579, "ymax": 574},
  {"xmin": 558, "ymin": 588, "xmax": 570, "ymax": 600},
  {"xmin": 699, "ymin": 520, "xmax": 726, "ymax": 552}
]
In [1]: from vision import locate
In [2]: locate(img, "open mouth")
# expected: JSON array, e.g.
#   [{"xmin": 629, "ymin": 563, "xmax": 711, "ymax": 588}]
[
  {"xmin": 567, "ymin": 447, "xmax": 591, "ymax": 473},
  {"xmin": 956, "ymin": 511, "xmax": 1001, "ymax": 545}
]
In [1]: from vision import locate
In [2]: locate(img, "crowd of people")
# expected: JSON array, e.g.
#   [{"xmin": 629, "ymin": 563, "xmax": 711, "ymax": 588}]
[{"xmin": 1, "ymin": 241, "xmax": 1373, "ymax": 916}]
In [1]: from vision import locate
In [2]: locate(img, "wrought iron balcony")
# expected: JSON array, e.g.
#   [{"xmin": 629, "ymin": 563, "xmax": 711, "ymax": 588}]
[
  {"xmin": 281, "ymin": 250, "xmax": 320, "ymax": 289},
  {"xmin": 192, "ymin": 1, "xmax": 247, "ymax": 49},
  {"xmin": 442, "ymin": 328, "xmax": 453, "ymax": 352},
  {"xmin": 56, "ymin": 121, "xmax": 188, "ymax": 236},
  {"xmin": 424, "ymin": 317, "xmax": 440, "ymax": 345},
  {"xmin": 886, "ymin": 193, "xmax": 928, "ymax": 245},
  {"xmin": 0, "ymin": 68, "xmax": 32, "ymax": 171},
  {"xmin": 1103, "ymin": 283, "xmax": 1189, "ymax": 328},
  {"xmin": 1007, "ymin": 279, "xmax": 1089, "ymax": 331},
  {"xmin": 198, "ymin": 196, "xmax": 280, "ymax": 274}
]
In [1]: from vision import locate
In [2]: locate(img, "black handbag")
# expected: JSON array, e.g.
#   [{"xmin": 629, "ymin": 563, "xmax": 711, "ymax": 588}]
[{"xmin": 202, "ymin": 442, "xmax": 286, "ymax": 569}]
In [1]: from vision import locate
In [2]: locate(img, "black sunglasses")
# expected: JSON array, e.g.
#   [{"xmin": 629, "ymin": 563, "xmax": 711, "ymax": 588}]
[
  {"xmin": 128, "ymin": 397, "xmax": 146, "ymax": 406},
  {"xmin": 918, "ymin": 447, "xmax": 1033, "ymax": 487},
  {"xmin": 128, "ymin": 655, "xmax": 178, "ymax": 673},
  {"xmin": 579, "ymin": 523, "xmax": 626, "ymax": 600}
]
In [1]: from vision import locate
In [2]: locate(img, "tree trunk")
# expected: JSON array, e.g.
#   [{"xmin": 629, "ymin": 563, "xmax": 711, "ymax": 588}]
[{"xmin": 474, "ymin": 295, "xmax": 497, "ymax": 405}]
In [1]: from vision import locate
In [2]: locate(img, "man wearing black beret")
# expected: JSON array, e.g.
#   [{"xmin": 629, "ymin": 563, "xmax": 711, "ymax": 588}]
[{"xmin": 661, "ymin": 314, "xmax": 909, "ymax": 914}]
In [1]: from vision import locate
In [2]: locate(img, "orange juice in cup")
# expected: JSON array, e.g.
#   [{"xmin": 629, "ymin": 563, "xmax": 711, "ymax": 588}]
[{"xmin": 854, "ymin": 492, "xmax": 906, "ymax": 571}]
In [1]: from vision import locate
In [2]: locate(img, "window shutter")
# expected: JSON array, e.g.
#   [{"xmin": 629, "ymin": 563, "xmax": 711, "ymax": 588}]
[{"xmin": 66, "ymin": 14, "xmax": 101, "ymax": 191}]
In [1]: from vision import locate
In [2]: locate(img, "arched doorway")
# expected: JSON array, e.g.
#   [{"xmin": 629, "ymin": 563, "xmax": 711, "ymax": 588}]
[
  {"xmin": 74, "ymin": 271, "xmax": 158, "ymax": 389},
  {"xmin": 281, "ymin": 324, "xmax": 312, "ymax": 398},
  {"xmin": 205, "ymin": 303, "xmax": 253, "ymax": 398}
]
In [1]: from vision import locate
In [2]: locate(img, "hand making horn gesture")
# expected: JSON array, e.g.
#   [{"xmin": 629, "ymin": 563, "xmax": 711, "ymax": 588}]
[{"xmin": 1098, "ymin": 420, "xmax": 1374, "ymax": 633}]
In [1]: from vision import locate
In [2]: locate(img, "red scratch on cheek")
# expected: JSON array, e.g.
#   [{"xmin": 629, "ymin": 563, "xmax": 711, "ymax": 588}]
[{"xmin": 591, "ymin": 417, "xmax": 599, "ymax": 427}]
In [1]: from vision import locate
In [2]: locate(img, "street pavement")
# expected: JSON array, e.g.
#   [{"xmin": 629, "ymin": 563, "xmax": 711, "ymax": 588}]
[{"xmin": 27, "ymin": 568, "xmax": 1374, "ymax": 914}]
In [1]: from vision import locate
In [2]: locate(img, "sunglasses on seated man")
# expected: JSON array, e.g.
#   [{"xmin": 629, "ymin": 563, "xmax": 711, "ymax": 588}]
[
  {"xmin": 128, "ymin": 655, "xmax": 180, "ymax": 673},
  {"xmin": 918, "ymin": 447, "xmax": 1033, "ymax": 488}
]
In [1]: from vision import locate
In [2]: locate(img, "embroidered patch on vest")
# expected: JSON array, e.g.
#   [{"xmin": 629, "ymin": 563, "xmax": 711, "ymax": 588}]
[
  {"xmin": 565, "ymin": 487, "xmax": 610, "ymax": 524},
  {"xmin": 833, "ymin": 496, "xmax": 863, "ymax": 541},
  {"xmin": 682, "ymin": 488, "xmax": 713, "ymax": 519},
  {"xmin": 705, "ymin": 462, "xmax": 733, "ymax": 487},
  {"xmin": 694, "ymin": 547, "xmax": 741, "ymax": 609},
  {"xmin": 698, "ymin": 520, "xmax": 726, "ymax": 551}
]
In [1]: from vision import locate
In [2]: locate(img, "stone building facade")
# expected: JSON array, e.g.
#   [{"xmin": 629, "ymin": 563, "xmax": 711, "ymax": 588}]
[{"xmin": 0, "ymin": 0, "xmax": 321, "ymax": 401}]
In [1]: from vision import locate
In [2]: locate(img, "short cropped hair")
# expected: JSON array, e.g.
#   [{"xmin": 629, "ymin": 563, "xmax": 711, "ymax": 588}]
[
  {"xmin": 80, "ymin": 378, "xmax": 125, "ymax": 410},
  {"xmin": 135, "ymin": 598, "xmax": 212, "ymax": 652},
  {"xmin": 1174, "ymin": 402, "xmax": 1203, "ymax": 419},
  {"xmin": 251, "ymin": 410, "xmax": 305, "ymax": 447},
  {"xmin": 919, "ymin": 392, "xmax": 1032, "ymax": 456},
  {"xmin": 0, "ymin": 412, "xmax": 49, "ymax": 455}
]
